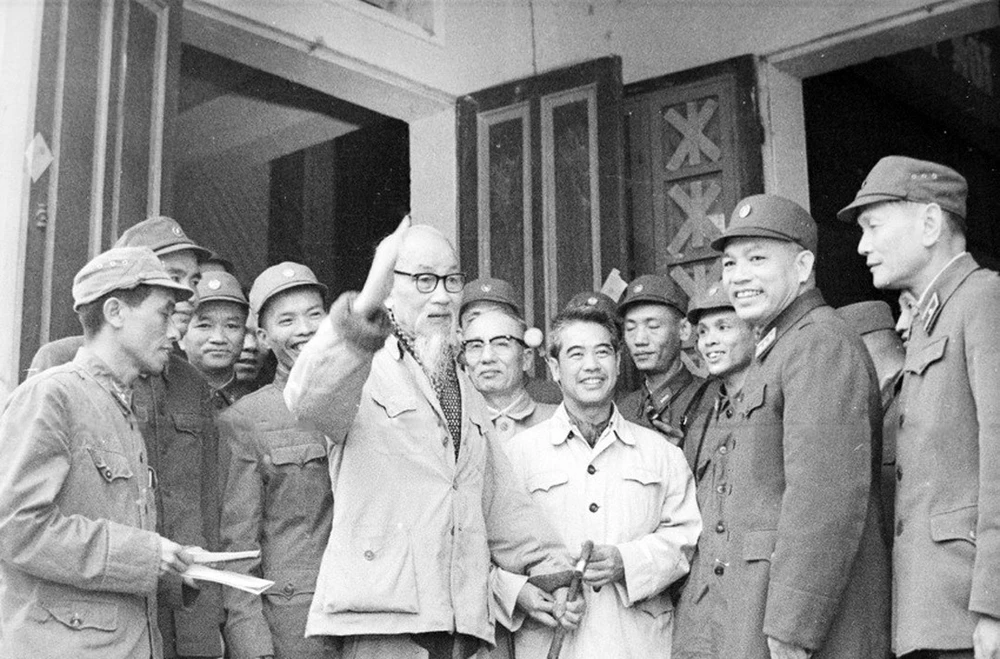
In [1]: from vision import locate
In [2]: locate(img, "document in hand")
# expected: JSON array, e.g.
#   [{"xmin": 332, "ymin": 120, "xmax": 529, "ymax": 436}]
[{"xmin": 184, "ymin": 564, "xmax": 275, "ymax": 595}]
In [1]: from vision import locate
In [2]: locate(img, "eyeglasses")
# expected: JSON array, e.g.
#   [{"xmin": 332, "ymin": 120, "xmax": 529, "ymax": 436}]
[
  {"xmin": 394, "ymin": 270, "xmax": 466, "ymax": 294},
  {"xmin": 462, "ymin": 335, "xmax": 526, "ymax": 360}
]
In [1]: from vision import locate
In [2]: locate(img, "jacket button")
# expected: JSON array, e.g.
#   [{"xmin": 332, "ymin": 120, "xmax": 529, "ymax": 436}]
[
  {"xmin": 713, "ymin": 564, "xmax": 724, "ymax": 576},
  {"xmin": 716, "ymin": 485, "xmax": 726, "ymax": 494},
  {"xmin": 725, "ymin": 409, "xmax": 733, "ymax": 418},
  {"xmin": 364, "ymin": 550, "xmax": 375, "ymax": 561},
  {"xmin": 718, "ymin": 445, "xmax": 728, "ymax": 455},
  {"xmin": 896, "ymin": 466, "xmax": 902, "ymax": 482},
  {"xmin": 104, "ymin": 469, "xmax": 113, "ymax": 479},
  {"xmin": 70, "ymin": 615, "xmax": 82, "ymax": 627},
  {"xmin": 895, "ymin": 519, "xmax": 904, "ymax": 537},
  {"xmin": 589, "ymin": 503, "xmax": 599, "ymax": 513},
  {"xmin": 715, "ymin": 522, "xmax": 725, "ymax": 533},
  {"xmin": 283, "ymin": 583, "xmax": 294, "ymax": 595},
  {"xmin": 587, "ymin": 465, "xmax": 596, "ymax": 475},
  {"xmin": 452, "ymin": 481, "xmax": 459, "ymax": 490},
  {"xmin": 898, "ymin": 414, "xmax": 904, "ymax": 427}
]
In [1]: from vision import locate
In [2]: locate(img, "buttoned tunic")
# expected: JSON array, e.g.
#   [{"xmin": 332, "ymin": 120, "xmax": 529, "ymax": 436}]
[
  {"xmin": 504, "ymin": 404, "xmax": 701, "ymax": 659},
  {"xmin": 285, "ymin": 295, "xmax": 572, "ymax": 645},
  {"xmin": 723, "ymin": 289, "xmax": 890, "ymax": 659},
  {"xmin": 0, "ymin": 348, "xmax": 163, "ymax": 659},
  {"xmin": 893, "ymin": 254, "xmax": 1000, "ymax": 654},
  {"xmin": 618, "ymin": 366, "xmax": 709, "ymax": 448},
  {"xmin": 31, "ymin": 337, "xmax": 224, "ymax": 657},
  {"xmin": 220, "ymin": 365, "xmax": 334, "ymax": 659}
]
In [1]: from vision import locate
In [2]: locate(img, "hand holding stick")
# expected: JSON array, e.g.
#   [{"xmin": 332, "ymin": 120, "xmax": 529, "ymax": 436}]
[{"xmin": 547, "ymin": 540, "xmax": 594, "ymax": 659}]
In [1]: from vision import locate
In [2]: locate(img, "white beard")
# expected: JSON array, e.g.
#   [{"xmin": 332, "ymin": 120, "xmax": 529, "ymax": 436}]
[{"xmin": 414, "ymin": 327, "xmax": 458, "ymax": 383}]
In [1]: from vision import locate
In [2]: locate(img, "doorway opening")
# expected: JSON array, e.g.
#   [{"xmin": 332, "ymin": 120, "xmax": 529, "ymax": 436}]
[
  {"xmin": 802, "ymin": 27, "xmax": 999, "ymax": 310},
  {"xmin": 172, "ymin": 45, "xmax": 410, "ymax": 297}
]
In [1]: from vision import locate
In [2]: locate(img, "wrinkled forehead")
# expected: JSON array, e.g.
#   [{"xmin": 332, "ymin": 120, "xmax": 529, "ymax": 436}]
[
  {"xmin": 395, "ymin": 226, "xmax": 459, "ymax": 273},
  {"xmin": 463, "ymin": 310, "xmax": 523, "ymax": 340}
]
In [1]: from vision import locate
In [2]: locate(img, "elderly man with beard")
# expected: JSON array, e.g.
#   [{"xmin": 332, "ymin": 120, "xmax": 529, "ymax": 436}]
[
  {"xmin": 285, "ymin": 220, "xmax": 580, "ymax": 659},
  {"xmin": 27, "ymin": 217, "xmax": 224, "ymax": 659}
]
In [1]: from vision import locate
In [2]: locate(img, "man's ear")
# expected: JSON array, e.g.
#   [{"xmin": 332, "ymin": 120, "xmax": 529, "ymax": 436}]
[
  {"xmin": 546, "ymin": 355, "xmax": 561, "ymax": 383},
  {"xmin": 920, "ymin": 203, "xmax": 945, "ymax": 248},
  {"xmin": 521, "ymin": 347, "xmax": 535, "ymax": 374},
  {"xmin": 256, "ymin": 326, "xmax": 271, "ymax": 352},
  {"xmin": 794, "ymin": 249, "xmax": 816, "ymax": 285},
  {"xmin": 103, "ymin": 297, "xmax": 127, "ymax": 329},
  {"xmin": 678, "ymin": 318, "xmax": 692, "ymax": 342}
]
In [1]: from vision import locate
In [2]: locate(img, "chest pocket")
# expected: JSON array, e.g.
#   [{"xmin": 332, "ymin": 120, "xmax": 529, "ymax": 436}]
[
  {"xmin": 370, "ymin": 391, "xmax": 434, "ymax": 455},
  {"xmin": 268, "ymin": 442, "xmax": 330, "ymax": 509},
  {"xmin": 526, "ymin": 470, "xmax": 569, "ymax": 494},
  {"xmin": 741, "ymin": 383, "xmax": 766, "ymax": 420},
  {"xmin": 904, "ymin": 336, "xmax": 947, "ymax": 377},
  {"xmin": 171, "ymin": 413, "xmax": 204, "ymax": 438},
  {"xmin": 87, "ymin": 447, "xmax": 133, "ymax": 483}
]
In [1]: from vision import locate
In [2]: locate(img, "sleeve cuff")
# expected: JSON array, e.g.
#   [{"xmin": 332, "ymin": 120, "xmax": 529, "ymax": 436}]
[{"xmin": 491, "ymin": 567, "xmax": 529, "ymax": 631}]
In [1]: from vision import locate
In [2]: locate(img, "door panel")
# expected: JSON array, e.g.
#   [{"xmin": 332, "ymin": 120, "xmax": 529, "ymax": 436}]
[
  {"xmin": 625, "ymin": 56, "xmax": 763, "ymax": 301},
  {"xmin": 458, "ymin": 57, "xmax": 625, "ymax": 333},
  {"xmin": 19, "ymin": 0, "xmax": 181, "ymax": 380}
]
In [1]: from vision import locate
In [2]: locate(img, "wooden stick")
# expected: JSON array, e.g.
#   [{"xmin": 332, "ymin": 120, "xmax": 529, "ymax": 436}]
[{"xmin": 546, "ymin": 540, "xmax": 594, "ymax": 659}]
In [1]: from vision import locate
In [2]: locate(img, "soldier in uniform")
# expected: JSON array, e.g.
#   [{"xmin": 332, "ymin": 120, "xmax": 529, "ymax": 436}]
[
  {"xmin": 840, "ymin": 156, "xmax": 1000, "ymax": 659},
  {"xmin": 837, "ymin": 300, "xmax": 905, "ymax": 546},
  {"xmin": 220, "ymin": 262, "xmax": 336, "ymax": 659},
  {"xmin": 617, "ymin": 274, "xmax": 711, "ymax": 446},
  {"xmin": 0, "ymin": 247, "xmax": 198, "ymax": 659},
  {"xmin": 28, "ymin": 216, "xmax": 225, "ymax": 659},
  {"xmin": 181, "ymin": 271, "xmax": 254, "ymax": 411},
  {"xmin": 713, "ymin": 194, "xmax": 890, "ymax": 659},
  {"xmin": 671, "ymin": 284, "xmax": 754, "ymax": 659}
]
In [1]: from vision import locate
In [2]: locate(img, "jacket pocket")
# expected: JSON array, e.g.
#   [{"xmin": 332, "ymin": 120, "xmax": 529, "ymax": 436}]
[
  {"xmin": 741, "ymin": 383, "xmax": 766, "ymax": 420},
  {"xmin": 270, "ymin": 443, "xmax": 328, "ymax": 467},
  {"xmin": 930, "ymin": 505, "xmax": 978, "ymax": 546},
  {"xmin": 87, "ymin": 447, "xmax": 133, "ymax": 483},
  {"xmin": 526, "ymin": 470, "xmax": 569, "ymax": 493},
  {"xmin": 171, "ymin": 412, "xmax": 204, "ymax": 437},
  {"xmin": 323, "ymin": 530, "xmax": 420, "ymax": 614},
  {"xmin": 30, "ymin": 600, "xmax": 118, "ymax": 631},
  {"xmin": 265, "ymin": 567, "xmax": 321, "ymax": 600},
  {"xmin": 904, "ymin": 336, "xmax": 948, "ymax": 376},
  {"xmin": 623, "ymin": 467, "xmax": 663, "ymax": 486},
  {"xmin": 742, "ymin": 529, "xmax": 777, "ymax": 562}
]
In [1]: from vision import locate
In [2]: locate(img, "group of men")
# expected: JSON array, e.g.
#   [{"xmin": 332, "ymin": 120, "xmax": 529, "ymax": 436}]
[{"xmin": 0, "ymin": 153, "xmax": 996, "ymax": 659}]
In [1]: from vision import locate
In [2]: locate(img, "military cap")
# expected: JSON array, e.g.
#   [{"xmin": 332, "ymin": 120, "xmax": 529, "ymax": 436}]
[
  {"xmin": 196, "ymin": 272, "xmax": 248, "ymax": 309},
  {"xmin": 710, "ymin": 194, "xmax": 818, "ymax": 254},
  {"xmin": 73, "ymin": 246, "xmax": 194, "ymax": 311},
  {"xmin": 202, "ymin": 250, "xmax": 235, "ymax": 275},
  {"xmin": 617, "ymin": 274, "xmax": 689, "ymax": 316},
  {"xmin": 567, "ymin": 291, "xmax": 620, "ymax": 320},
  {"xmin": 249, "ymin": 262, "xmax": 327, "ymax": 316},
  {"xmin": 461, "ymin": 277, "xmax": 522, "ymax": 317},
  {"xmin": 837, "ymin": 156, "xmax": 967, "ymax": 224},
  {"xmin": 837, "ymin": 300, "xmax": 895, "ymax": 336},
  {"xmin": 114, "ymin": 216, "xmax": 212, "ymax": 260},
  {"xmin": 687, "ymin": 282, "xmax": 734, "ymax": 324}
]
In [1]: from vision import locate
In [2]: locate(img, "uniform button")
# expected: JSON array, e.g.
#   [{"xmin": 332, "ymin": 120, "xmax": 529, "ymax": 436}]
[
  {"xmin": 713, "ymin": 564, "xmax": 725, "ymax": 576},
  {"xmin": 364, "ymin": 550, "xmax": 375, "ymax": 561},
  {"xmin": 452, "ymin": 481, "xmax": 459, "ymax": 490},
  {"xmin": 896, "ymin": 466, "xmax": 902, "ymax": 482},
  {"xmin": 587, "ymin": 465, "xmax": 596, "ymax": 475},
  {"xmin": 104, "ymin": 469, "xmax": 113, "ymax": 479},
  {"xmin": 716, "ymin": 485, "xmax": 726, "ymax": 494},
  {"xmin": 715, "ymin": 522, "xmax": 725, "ymax": 533},
  {"xmin": 70, "ymin": 615, "xmax": 82, "ymax": 627},
  {"xmin": 498, "ymin": 420, "xmax": 510, "ymax": 432},
  {"xmin": 895, "ymin": 519, "xmax": 904, "ymax": 537},
  {"xmin": 283, "ymin": 583, "xmax": 294, "ymax": 595},
  {"xmin": 725, "ymin": 409, "xmax": 733, "ymax": 418},
  {"xmin": 970, "ymin": 529, "xmax": 977, "ymax": 541},
  {"xmin": 589, "ymin": 503, "xmax": 599, "ymax": 513},
  {"xmin": 899, "ymin": 414, "xmax": 904, "ymax": 427},
  {"xmin": 718, "ymin": 445, "xmax": 728, "ymax": 455}
]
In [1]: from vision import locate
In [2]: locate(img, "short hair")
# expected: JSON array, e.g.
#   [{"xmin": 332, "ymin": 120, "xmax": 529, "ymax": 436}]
[
  {"xmin": 547, "ymin": 305, "xmax": 621, "ymax": 360},
  {"xmin": 941, "ymin": 208, "xmax": 966, "ymax": 236},
  {"xmin": 77, "ymin": 285, "xmax": 155, "ymax": 338}
]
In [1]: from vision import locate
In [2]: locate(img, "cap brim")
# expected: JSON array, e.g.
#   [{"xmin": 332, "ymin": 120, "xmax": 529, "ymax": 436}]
[
  {"xmin": 254, "ymin": 280, "xmax": 328, "ymax": 315},
  {"xmin": 836, "ymin": 193, "xmax": 904, "ymax": 223},
  {"xmin": 709, "ymin": 227, "xmax": 801, "ymax": 252},
  {"xmin": 145, "ymin": 276, "xmax": 196, "ymax": 301},
  {"xmin": 154, "ymin": 242, "xmax": 214, "ymax": 261},
  {"xmin": 618, "ymin": 295, "xmax": 684, "ymax": 316},
  {"xmin": 687, "ymin": 303, "xmax": 733, "ymax": 324},
  {"xmin": 197, "ymin": 295, "xmax": 249, "ymax": 309},
  {"xmin": 460, "ymin": 296, "xmax": 521, "ymax": 316}
]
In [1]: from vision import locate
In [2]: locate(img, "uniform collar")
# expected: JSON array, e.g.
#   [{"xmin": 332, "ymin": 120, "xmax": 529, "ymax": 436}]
[
  {"xmin": 487, "ymin": 390, "xmax": 536, "ymax": 422},
  {"xmin": 74, "ymin": 346, "xmax": 134, "ymax": 414},
  {"xmin": 914, "ymin": 252, "xmax": 977, "ymax": 336},
  {"xmin": 643, "ymin": 362, "xmax": 694, "ymax": 413},
  {"xmin": 754, "ymin": 288, "xmax": 825, "ymax": 361},
  {"xmin": 549, "ymin": 403, "xmax": 635, "ymax": 447}
]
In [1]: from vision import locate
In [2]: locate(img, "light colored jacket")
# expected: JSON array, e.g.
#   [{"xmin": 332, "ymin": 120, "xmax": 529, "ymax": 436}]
[
  {"xmin": 285, "ymin": 295, "xmax": 572, "ymax": 644},
  {"xmin": 0, "ymin": 348, "xmax": 162, "ymax": 659},
  {"xmin": 893, "ymin": 254, "xmax": 1000, "ymax": 653},
  {"xmin": 503, "ymin": 404, "xmax": 700, "ymax": 659}
]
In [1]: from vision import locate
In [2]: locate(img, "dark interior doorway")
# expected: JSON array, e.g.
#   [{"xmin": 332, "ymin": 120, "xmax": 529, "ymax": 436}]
[
  {"xmin": 174, "ymin": 45, "xmax": 409, "ymax": 297},
  {"xmin": 803, "ymin": 27, "xmax": 999, "ymax": 312}
]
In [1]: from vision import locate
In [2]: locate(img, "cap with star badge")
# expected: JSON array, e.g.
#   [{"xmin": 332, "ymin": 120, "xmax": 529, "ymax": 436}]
[
  {"xmin": 710, "ymin": 194, "xmax": 817, "ymax": 254},
  {"xmin": 687, "ymin": 282, "xmax": 734, "ymax": 324},
  {"xmin": 72, "ymin": 247, "xmax": 194, "ymax": 311},
  {"xmin": 249, "ymin": 262, "xmax": 328, "ymax": 316},
  {"xmin": 836, "ymin": 156, "xmax": 968, "ymax": 224},
  {"xmin": 461, "ymin": 277, "xmax": 522, "ymax": 317},
  {"xmin": 196, "ymin": 272, "xmax": 248, "ymax": 309},
  {"xmin": 837, "ymin": 300, "xmax": 895, "ymax": 336},
  {"xmin": 566, "ymin": 290, "xmax": 620, "ymax": 320},
  {"xmin": 617, "ymin": 274, "xmax": 689, "ymax": 316},
  {"xmin": 114, "ymin": 216, "xmax": 212, "ymax": 260}
]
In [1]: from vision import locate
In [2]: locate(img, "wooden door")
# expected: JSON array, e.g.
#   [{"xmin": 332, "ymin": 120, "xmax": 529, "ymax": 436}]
[
  {"xmin": 457, "ymin": 57, "xmax": 626, "ymax": 333},
  {"xmin": 624, "ymin": 56, "xmax": 763, "ymax": 301},
  {"xmin": 20, "ymin": 0, "xmax": 182, "ymax": 379}
]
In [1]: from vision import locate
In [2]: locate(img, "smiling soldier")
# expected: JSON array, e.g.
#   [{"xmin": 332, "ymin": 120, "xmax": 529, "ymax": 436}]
[{"xmin": 712, "ymin": 194, "xmax": 890, "ymax": 659}]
